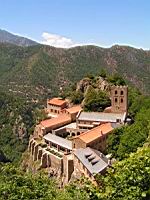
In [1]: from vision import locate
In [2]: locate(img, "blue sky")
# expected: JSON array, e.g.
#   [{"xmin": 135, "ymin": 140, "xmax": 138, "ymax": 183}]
[{"xmin": 0, "ymin": 0, "xmax": 149, "ymax": 49}]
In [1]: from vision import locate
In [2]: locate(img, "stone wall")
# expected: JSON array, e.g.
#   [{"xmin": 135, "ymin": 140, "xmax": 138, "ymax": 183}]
[
  {"xmin": 73, "ymin": 135, "xmax": 107, "ymax": 152},
  {"xmin": 28, "ymin": 139, "xmax": 63, "ymax": 173},
  {"xmin": 71, "ymin": 154, "xmax": 96, "ymax": 184},
  {"xmin": 63, "ymin": 154, "xmax": 74, "ymax": 185},
  {"xmin": 73, "ymin": 137, "xmax": 87, "ymax": 149},
  {"xmin": 45, "ymin": 150, "xmax": 63, "ymax": 171},
  {"xmin": 87, "ymin": 137, "xmax": 107, "ymax": 153}
]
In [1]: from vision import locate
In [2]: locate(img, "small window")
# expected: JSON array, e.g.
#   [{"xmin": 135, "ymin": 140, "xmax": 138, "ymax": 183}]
[
  {"xmin": 66, "ymin": 132, "xmax": 70, "ymax": 136},
  {"xmin": 72, "ymin": 132, "xmax": 75, "ymax": 137},
  {"xmin": 77, "ymin": 132, "xmax": 80, "ymax": 136},
  {"xmin": 121, "ymin": 98, "xmax": 123, "ymax": 103},
  {"xmin": 115, "ymin": 98, "xmax": 118, "ymax": 103},
  {"xmin": 121, "ymin": 91, "xmax": 124, "ymax": 95},
  {"xmin": 115, "ymin": 90, "xmax": 118, "ymax": 95},
  {"xmin": 116, "ymin": 119, "xmax": 121, "ymax": 122}
]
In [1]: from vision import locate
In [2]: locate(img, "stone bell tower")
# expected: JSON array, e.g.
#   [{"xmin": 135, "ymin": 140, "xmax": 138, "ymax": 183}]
[{"xmin": 111, "ymin": 85, "xmax": 128, "ymax": 113}]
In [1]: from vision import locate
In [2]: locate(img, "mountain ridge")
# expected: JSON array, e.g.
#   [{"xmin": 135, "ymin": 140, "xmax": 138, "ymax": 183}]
[
  {"xmin": 0, "ymin": 36, "xmax": 149, "ymax": 100},
  {"xmin": 0, "ymin": 29, "xmax": 38, "ymax": 46}
]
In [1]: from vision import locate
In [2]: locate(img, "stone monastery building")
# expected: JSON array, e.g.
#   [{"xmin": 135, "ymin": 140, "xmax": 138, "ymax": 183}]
[{"xmin": 29, "ymin": 86, "xmax": 128, "ymax": 185}]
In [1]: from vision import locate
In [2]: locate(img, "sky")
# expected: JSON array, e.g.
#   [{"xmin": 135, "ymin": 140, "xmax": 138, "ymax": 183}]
[{"xmin": 0, "ymin": 0, "xmax": 150, "ymax": 49}]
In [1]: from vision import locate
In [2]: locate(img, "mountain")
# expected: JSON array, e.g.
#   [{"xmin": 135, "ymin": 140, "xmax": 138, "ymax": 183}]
[
  {"xmin": 0, "ymin": 29, "xmax": 38, "ymax": 46},
  {"xmin": 0, "ymin": 43, "xmax": 149, "ymax": 101}
]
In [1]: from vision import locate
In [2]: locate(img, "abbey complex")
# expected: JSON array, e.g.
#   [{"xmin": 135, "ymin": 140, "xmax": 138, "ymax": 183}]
[{"xmin": 28, "ymin": 85, "xmax": 129, "ymax": 185}]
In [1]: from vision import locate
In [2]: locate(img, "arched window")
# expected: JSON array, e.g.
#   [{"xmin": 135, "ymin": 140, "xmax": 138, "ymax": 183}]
[
  {"xmin": 115, "ymin": 90, "xmax": 118, "ymax": 95},
  {"xmin": 77, "ymin": 132, "xmax": 80, "ymax": 136},
  {"xmin": 115, "ymin": 98, "xmax": 118, "ymax": 103},
  {"xmin": 121, "ymin": 98, "xmax": 123, "ymax": 103},
  {"xmin": 121, "ymin": 90, "xmax": 124, "ymax": 95},
  {"xmin": 72, "ymin": 132, "xmax": 75, "ymax": 137}
]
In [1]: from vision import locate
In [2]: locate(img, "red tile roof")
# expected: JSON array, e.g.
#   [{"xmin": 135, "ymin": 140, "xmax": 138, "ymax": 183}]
[
  {"xmin": 104, "ymin": 106, "xmax": 112, "ymax": 113},
  {"xmin": 40, "ymin": 114, "xmax": 71, "ymax": 129},
  {"xmin": 78, "ymin": 123, "xmax": 114, "ymax": 144},
  {"xmin": 47, "ymin": 98, "xmax": 67, "ymax": 106},
  {"xmin": 66, "ymin": 105, "xmax": 82, "ymax": 114}
]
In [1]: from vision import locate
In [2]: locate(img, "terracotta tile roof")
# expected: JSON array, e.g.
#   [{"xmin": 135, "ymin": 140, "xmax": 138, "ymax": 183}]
[
  {"xmin": 104, "ymin": 106, "xmax": 112, "ymax": 113},
  {"xmin": 40, "ymin": 114, "xmax": 71, "ymax": 129},
  {"xmin": 66, "ymin": 105, "xmax": 82, "ymax": 114},
  {"xmin": 78, "ymin": 123, "xmax": 114, "ymax": 144},
  {"xmin": 47, "ymin": 98, "xmax": 67, "ymax": 106}
]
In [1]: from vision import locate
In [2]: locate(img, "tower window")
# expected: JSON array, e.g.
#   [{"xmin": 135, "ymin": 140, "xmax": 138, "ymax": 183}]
[
  {"xmin": 72, "ymin": 132, "xmax": 75, "ymax": 137},
  {"xmin": 115, "ymin": 90, "xmax": 118, "ymax": 95},
  {"xmin": 115, "ymin": 98, "xmax": 118, "ymax": 103},
  {"xmin": 121, "ymin": 91, "xmax": 124, "ymax": 95},
  {"xmin": 121, "ymin": 98, "xmax": 123, "ymax": 103}
]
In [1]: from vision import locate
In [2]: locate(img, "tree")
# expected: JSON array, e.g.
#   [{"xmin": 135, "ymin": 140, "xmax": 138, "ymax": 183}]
[
  {"xmin": 84, "ymin": 86, "xmax": 111, "ymax": 112},
  {"xmin": 96, "ymin": 147, "xmax": 150, "ymax": 200},
  {"xmin": 107, "ymin": 73, "xmax": 126, "ymax": 86},
  {"xmin": 70, "ymin": 91, "xmax": 84, "ymax": 104},
  {"xmin": 106, "ymin": 104, "xmax": 150, "ymax": 160},
  {"xmin": 0, "ymin": 164, "xmax": 90, "ymax": 200},
  {"xmin": 99, "ymin": 68, "xmax": 107, "ymax": 78}
]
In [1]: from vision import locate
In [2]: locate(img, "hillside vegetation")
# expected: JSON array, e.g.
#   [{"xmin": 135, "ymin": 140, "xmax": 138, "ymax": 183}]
[
  {"xmin": 0, "ymin": 147, "xmax": 149, "ymax": 200},
  {"xmin": 0, "ymin": 90, "xmax": 46, "ymax": 162},
  {"xmin": 0, "ymin": 43, "xmax": 150, "ymax": 102}
]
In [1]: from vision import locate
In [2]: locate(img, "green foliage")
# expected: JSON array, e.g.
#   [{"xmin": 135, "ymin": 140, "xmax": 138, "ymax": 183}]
[
  {"xmin": 107, "ymin": 73, "xmax": 126, "ymax": 86},
  {"xmin": 84, "ymin": 86, "xmax": 111, "ymax": 111},
  {"xmin": 0, "ymin": 164, "xmax": 90, "ymax": 200},
  {"xmin": 85, "ymin": 73, "xmax": 95, "ymax": 80},
  {"xmin": 128, "ymin": 91, "xmax": 150, "ymax": 118},
  {"xmin": 0, "ymin": 150, "xmax": 8, "ymax": 163},
  {"xmin": 99, "ymin": 68, "xmax": 107, "ymax": 78},
  {"xmin": 96, "ymin": 147, "xmax": 150, "ymax": 200},
  {"xmin": 70, "ymin": 90, "xmax": 84, "ymax": 104},
  {"xmin": 1, "ymin": 147, "xmax": 150, "ymax": 200},
  {"xmin": 105, "ymin": 127, "xmax": 124, "ymax": 156},
  {"xmin": 60, "ymin": 84, "xmax": 75, "ymax": 99},
  {"xmin": 0, "ymin": 91, "xmax": 45, "ymax": 162}
]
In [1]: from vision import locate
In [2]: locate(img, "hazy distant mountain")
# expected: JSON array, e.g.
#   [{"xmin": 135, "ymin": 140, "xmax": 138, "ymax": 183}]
[{"xmin": 0, "ymin": 29, "xmax": 38, "ymax": 46}]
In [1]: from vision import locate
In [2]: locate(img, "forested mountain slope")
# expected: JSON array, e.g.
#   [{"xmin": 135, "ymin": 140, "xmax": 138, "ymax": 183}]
[
  {"xmin": 0, "ymin": 90, "xmax": 45, "ymax": 162},
  {"xmin": 0, "ymin": 43, "xmax": 150, "ymax": 101}
]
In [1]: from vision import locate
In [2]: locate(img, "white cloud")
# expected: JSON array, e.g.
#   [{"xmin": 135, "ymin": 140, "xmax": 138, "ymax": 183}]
[
  {"xmin": 41, "ymin": 32, "xmax": 100, "ymax": 48},
  {"xmin": 41, "ymin": 32, "xmax": 149, "ymax": 50},
  {"xmin": 41, "ymin": 32, "xmax": 81, "ymax": 48}
]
